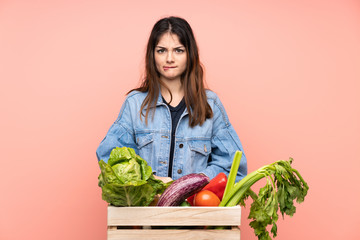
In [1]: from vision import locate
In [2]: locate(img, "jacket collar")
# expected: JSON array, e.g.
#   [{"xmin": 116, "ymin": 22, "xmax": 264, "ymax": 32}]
[{"xmin": 144, "ymin": 92, "xmax": 189, "ymax": 116}]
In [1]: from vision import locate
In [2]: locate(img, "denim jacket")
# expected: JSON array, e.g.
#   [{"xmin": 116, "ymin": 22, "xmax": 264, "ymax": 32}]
[{"xmin": 96, "ymin": 90, "xmax": 247, "ymax": 181}]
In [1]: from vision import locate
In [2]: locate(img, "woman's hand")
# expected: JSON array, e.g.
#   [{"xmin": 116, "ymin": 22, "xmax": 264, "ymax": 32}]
[{"xmin": 153, "ymin": 175, "xmax": 173, "ymax": 183}]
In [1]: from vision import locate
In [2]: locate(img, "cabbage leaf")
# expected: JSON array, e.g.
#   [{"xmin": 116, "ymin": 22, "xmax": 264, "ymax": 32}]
[{"xmin": 98, "ymin": 147, "xmax": 168, "ymax": 206}]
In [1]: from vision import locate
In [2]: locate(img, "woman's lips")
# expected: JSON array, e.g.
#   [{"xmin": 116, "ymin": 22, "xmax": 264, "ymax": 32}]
[{"xmin": 163, "ymin": 66, "xmax": 176, "ymax": 70}]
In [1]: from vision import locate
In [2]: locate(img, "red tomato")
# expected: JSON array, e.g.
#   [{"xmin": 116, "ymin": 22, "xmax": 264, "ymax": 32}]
[{"xmin": 194, "ymin": 190, "xmax": 220, "ymax": 206}]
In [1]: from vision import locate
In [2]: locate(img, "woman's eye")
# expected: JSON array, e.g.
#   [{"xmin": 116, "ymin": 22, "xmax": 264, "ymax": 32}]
[
  {"xmin": 175, "ymin": 49, "xmax": 185, "ymax": 53},
  {"xmin": 157, "ymin": 49, "xmax": 165, "ymax": 53}
]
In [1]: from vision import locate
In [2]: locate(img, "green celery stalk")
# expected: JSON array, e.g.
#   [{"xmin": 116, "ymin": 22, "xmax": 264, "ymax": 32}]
[
  {"xmin": 219, "ymin": 158, "xmax": 309, "ymax": 240},
  {"xmin": 222, "ymin": 151, "xmax": 242, "ymax": 202},
  {"xmin": 219, "ymin": 164, "xmax": 276, "ymax": 206}
]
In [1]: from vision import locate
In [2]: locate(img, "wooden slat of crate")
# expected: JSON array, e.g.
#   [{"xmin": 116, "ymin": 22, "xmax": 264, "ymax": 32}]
[
  {"xmin": 108, "ymin": 229, "xmax": 240, "ymax": 240},
  {"xmin": 108, "ymin": 206, "xmax": 241, "ymax": 226}
]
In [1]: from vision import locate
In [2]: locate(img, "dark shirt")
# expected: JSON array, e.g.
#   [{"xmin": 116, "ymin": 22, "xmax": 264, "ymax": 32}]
[{"xmin": 163, "ymin": 97, "xmax": 186, "ymax": 178}]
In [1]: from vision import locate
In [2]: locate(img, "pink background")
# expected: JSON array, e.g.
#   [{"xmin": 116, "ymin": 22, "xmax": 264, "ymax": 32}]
[{"xmin": 1, "ymin": 0, "xmax": 359, "ymax": 239}]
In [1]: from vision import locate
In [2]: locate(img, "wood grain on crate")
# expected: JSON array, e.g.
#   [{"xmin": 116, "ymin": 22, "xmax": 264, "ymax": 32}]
[
  {"xmin": 107, "ymin": 206, "xmax": 241, "ymax": 226},
  {"xmin": 108, "ymin": 229, "xmax": 240, "ymax": 240}
]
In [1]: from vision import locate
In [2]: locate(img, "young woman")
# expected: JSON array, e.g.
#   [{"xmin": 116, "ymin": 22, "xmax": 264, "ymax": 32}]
[{"xmin": 96, "ymin": 16, "xmax": 247, "ymax": 182}]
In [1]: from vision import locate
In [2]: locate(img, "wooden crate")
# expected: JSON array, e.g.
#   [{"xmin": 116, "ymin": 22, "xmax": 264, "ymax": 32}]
[{"xmin": 107, "ymin": 206, "xmax": 241, "ymax": 240}]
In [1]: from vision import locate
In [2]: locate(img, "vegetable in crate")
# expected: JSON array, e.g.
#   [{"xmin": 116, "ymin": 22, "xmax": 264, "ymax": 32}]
[
  {"xmin": 194, "ymin": 189, "xmax": 220, "ymax": 206},
  {"xmin": 220, "ymin": 151, "xmax": 309, "ymax": 240},
  {"xmin": 187, "ymin": 172, "xmax": 227, "ymax": 205},
  {"xmin": 98, "ymin": 147, "xmax": 169, "ymax": 206},
  {"xmin": 157, "ymin": 173, "xmax": 210, "ymax": 206}
]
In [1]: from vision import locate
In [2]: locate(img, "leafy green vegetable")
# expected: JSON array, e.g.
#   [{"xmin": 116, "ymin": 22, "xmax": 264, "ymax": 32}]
[
  {"xmin": 98, "ymin": 147, "xmax": 168, "ymax": 206},
  {"xmin": 220, "ymin": 152, "xmax": 309, "ymax": 240}
]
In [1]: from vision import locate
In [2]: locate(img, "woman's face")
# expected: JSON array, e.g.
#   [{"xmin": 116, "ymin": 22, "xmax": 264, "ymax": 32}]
[{"xmin": 154, "ymin": 33, "xmax": 187, "ymax": 82}]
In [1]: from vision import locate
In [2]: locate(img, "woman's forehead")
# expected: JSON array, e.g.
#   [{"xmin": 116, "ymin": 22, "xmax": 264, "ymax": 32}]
[{"xmin": 157, "ymin": 32, "xmax": 184, "ymax": 47}]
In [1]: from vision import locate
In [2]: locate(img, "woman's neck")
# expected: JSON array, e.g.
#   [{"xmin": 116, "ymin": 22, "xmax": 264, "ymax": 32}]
[{"xmin": 161, "ymin": 79, "xmax": 184, "ymax": 107}]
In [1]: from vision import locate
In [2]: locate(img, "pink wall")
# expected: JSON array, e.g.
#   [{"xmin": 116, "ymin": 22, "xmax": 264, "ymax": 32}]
[{"xmin": 1, "ymin": 0, "xmax": 359, "ymax": 239}]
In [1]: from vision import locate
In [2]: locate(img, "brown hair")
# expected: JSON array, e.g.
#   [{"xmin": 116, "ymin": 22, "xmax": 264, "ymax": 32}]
[{"xmin": 131, "ymin": 16, "xmax": 213, "ymax": 127}]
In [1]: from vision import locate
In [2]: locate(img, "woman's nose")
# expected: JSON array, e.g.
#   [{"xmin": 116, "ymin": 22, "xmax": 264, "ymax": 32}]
[{"xmin": 166, "ymin": 52, "xmax": 174, "ymax": 63}]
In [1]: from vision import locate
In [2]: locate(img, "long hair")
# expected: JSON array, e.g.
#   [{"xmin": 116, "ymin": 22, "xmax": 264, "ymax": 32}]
[{"xmin": 131, "ymin": 16, "xmax": 213, "ymax": 127}]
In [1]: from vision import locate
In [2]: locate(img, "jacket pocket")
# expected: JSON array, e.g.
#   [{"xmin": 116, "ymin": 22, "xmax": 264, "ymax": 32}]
[
  {"xmin": 187, "ymin": 140, "xmax": 212, "ymax": 174},
  {"xmin": 135, "ymin": 132, "xmax": 154, "ymax": 166},
  {"xmin": 135, "ymin": 132, "xmax": 154, "ymax": 149},
  {"xmin": 189, "ymin": 140, "xmax": 211, "ymax": 157}
]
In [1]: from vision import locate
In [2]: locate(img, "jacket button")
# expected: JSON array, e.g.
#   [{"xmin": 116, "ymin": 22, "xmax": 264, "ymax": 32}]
[
  {"xmin": 177, "ymin": 169, "xmax": 182, "ymax": 174},
  {"xmin": 179, "ymin": 144, "xmax": 184, "ymax": 148}
]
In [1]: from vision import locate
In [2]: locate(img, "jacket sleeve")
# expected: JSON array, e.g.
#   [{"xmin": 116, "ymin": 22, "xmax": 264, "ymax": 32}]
[
  {"xmin": 96, "ymin": 99, "xmax": 137, "ymax": 163},
  {"xmin": 201, "ymin": 95, "xmax": 247, "ymax": 182}
]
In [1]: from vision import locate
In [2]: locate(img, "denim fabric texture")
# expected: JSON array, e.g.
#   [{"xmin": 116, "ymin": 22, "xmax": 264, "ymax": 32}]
[{"xmin": 96, "ymin": 90, "xmax": 247, "ymax": 181}]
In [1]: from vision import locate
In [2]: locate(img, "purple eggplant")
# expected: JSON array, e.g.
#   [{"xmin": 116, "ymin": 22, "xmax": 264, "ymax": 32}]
[{"xmin": 157, "ymin": 173, "xmax": 210, "ymax": 206}]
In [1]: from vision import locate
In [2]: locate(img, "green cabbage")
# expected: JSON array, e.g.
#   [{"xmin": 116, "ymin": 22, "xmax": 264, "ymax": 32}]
[{"xmin": 98, "ymin": 147, "xmax": 168, "ymax": 206}]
